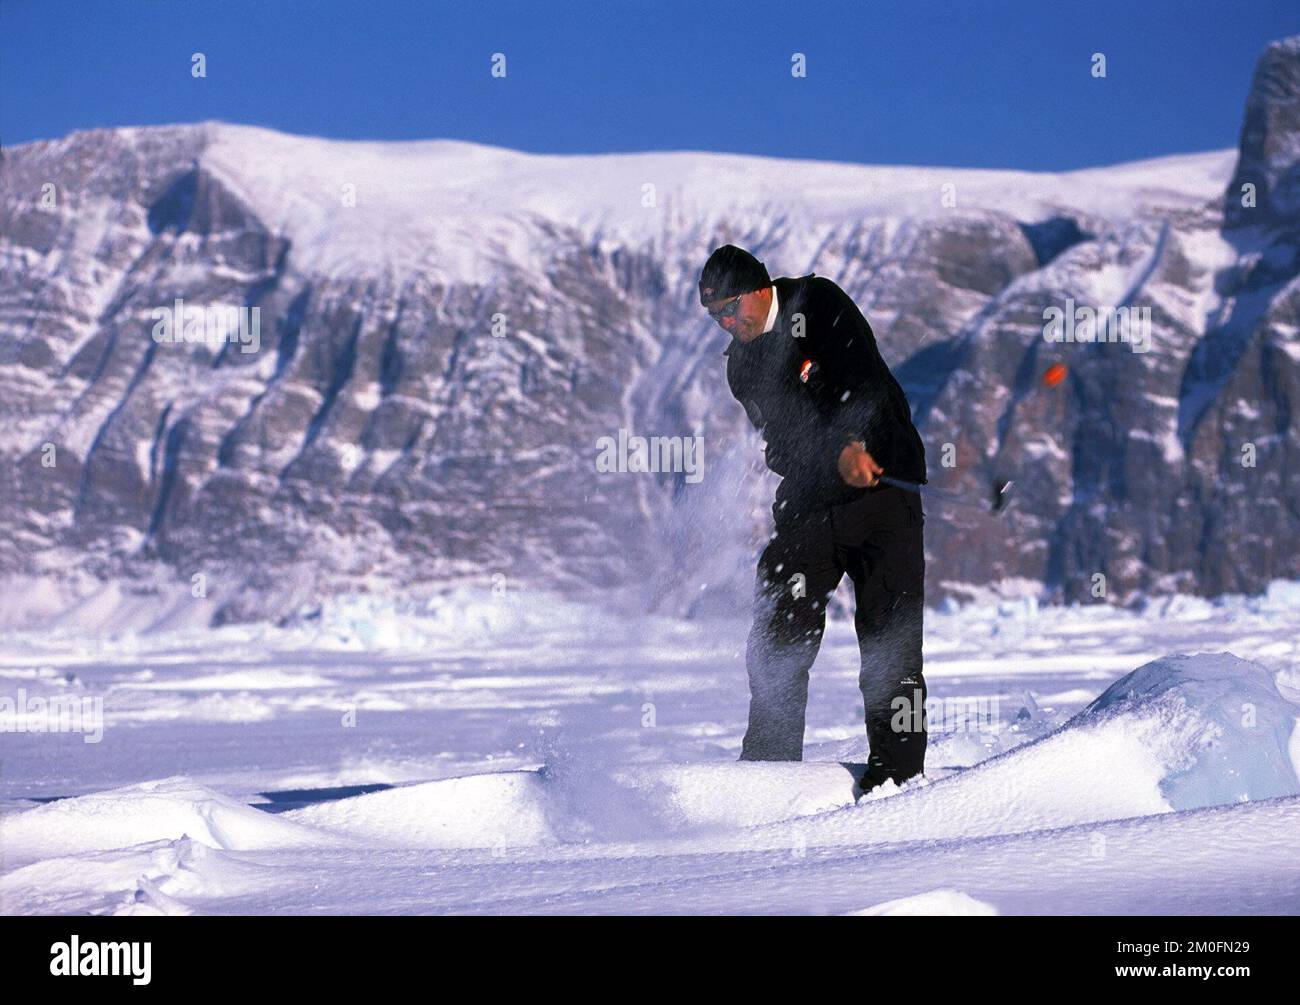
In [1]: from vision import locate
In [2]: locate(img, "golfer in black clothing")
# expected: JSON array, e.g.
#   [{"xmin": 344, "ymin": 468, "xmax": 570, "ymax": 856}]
[{"xmin": 700, "ymin": 245, "xmax": 928, "ymax": 792}]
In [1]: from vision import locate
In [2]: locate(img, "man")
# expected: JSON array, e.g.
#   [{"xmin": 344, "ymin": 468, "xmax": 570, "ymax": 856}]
[{"xmin": 700, "ymin": 244, "xmax": 928, "ymax": 794}]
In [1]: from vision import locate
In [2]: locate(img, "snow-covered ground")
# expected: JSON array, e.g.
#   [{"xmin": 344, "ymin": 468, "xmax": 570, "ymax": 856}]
[{"xmin": 2, "ymin": 582, "xmax": 1299, "ymax": 915}]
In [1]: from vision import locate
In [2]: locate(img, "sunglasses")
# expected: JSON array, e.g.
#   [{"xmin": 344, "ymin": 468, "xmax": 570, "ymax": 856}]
[{"xmin": 707, "ymin": 294, "xmax": 744, "ymax": 322}]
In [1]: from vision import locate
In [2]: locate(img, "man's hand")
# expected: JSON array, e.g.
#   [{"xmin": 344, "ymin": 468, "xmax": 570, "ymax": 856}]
[{"xmin": 838, "ymin": 440, "xmax": 883, "ymax": 488}]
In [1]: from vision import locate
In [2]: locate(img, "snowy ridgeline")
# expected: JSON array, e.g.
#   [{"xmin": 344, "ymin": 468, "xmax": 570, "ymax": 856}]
[
  {"xmin": 1, "ymin": 584, "xmax": 1298, "ymax": 915},
  {"xmin": 4, "ymin": 107, "xmax": 1297, "ymax": 617}
]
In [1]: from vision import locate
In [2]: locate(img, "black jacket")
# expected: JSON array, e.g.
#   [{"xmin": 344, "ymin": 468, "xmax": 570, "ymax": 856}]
[{"xmin": 724, "ymin": 273, "xmax": 926, "ymax": 512}]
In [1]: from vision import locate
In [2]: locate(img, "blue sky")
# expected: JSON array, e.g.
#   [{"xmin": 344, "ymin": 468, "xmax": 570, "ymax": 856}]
[{"xmin": 2, "ymin": 0, "xmax": 1296, "ymax": 169}]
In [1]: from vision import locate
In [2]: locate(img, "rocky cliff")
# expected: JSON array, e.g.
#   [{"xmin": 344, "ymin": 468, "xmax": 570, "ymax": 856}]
[{"xmin": 1, "ymin": 37, "xmax": 1297, "ymax": 625}]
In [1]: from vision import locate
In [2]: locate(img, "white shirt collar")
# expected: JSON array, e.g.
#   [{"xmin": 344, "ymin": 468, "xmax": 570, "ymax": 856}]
[{"xmin": 761, "ymin": 284, "xmax": 779, "ymax": 334}]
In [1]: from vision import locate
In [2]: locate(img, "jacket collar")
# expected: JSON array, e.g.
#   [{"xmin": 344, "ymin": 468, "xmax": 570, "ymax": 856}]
[{"xmin": 722, "ymin": 274, "xmax": 815, "ymax": 355}]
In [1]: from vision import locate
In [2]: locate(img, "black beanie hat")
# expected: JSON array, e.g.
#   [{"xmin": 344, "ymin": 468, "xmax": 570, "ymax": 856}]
[{"xmin": 698, "ymin": 245, "xmax": 771, "ymax": 305}]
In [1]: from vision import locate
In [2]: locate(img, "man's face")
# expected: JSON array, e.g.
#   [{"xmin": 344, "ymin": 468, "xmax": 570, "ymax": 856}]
[{"xmin": 705, "ymin": 286, "xmax": 771, "ymax": 343}]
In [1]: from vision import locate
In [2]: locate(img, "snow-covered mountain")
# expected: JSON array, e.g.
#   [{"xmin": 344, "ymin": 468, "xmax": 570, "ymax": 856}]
[{"xmin": 1, "ymin": 36, "xmax": 1298, "ymax": 626}]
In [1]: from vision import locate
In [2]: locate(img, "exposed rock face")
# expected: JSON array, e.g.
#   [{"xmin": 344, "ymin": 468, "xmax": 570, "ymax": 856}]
[
  {"xmin": 1, "ymin": 36, "xmax": 1297, "ymax": 624},
  {"xmin": 1226, "ymin": 35, "xmax": 1300, "ymax": 228}
]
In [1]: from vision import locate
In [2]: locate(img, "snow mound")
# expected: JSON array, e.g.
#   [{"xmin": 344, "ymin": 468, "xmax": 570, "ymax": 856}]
[
  {"xmin": 0, "ymin": 832, "xmax": 317, "ymax": 916},
  {"xmin": 0, "ymin": 777, "xmax": 340, "ymax": 867},
  {"xmin": 544, "ymin": 762, "xmax": 863, "ymax": 841},
  {"xmin": 1072, "ymin": 653, "xmax": 1300, "ymax": 809},
  {"xmin": 848, "ymin": 889, "xmax": 1000, "ymax": 916},
  {"xmin": 728, "ymin": 652, "xmax": 1300, "ymax": 851},
  {"xmin": 285, "ymin": 772, "xmax": 555, "ymax": 848},
  {"xmin": 285, "ymin": 762, "xmax": 863, "ymax": 848}
]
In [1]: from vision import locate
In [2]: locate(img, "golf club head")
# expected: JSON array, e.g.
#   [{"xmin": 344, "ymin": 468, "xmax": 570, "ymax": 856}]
[{"xmin": 992, "ymin": 479, "xmax": 1014, "ymax": 514}]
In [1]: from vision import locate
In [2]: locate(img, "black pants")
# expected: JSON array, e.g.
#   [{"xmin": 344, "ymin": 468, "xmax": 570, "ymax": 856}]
[{"xmin": 740, "ymin": 484, "xmax": 926, "ymax": 780}]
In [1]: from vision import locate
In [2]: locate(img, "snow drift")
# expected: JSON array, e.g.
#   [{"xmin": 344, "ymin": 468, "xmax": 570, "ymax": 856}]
[
  {"xmin": 0, "ymin": 777, "xmax": 339, "ymax": 870},
  {"xmin": 1074, "ymin": 652, "xmax": 1300, "ymax": 808},
  {"xmin": 4, "ymin": 653, "xmax": 1295, "ymax": 875},
  {"xmin": 753, "ymin": 652, "xmax": 1300, "ymax": 851}
]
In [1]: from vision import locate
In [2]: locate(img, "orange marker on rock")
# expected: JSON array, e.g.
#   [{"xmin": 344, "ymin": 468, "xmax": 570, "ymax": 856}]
[{"xmin": 1043, "ymin": 363, "xmax": 1068, "ymax": 388}]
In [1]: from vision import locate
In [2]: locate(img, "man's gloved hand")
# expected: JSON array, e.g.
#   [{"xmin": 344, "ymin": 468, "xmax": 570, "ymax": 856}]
[{"xmin": 838, "ymin": 439, "xmax": 883, "ymax": 488}]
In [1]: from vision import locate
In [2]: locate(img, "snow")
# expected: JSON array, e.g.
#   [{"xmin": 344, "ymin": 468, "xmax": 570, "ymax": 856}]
[
  {"xmin": 847, "ymin": 889, "xmax": 1000, "ymax": 916},
  {"xmin": 193, "ymin": 123, "xmax": 1235, "ymax": 280},
  {"xmin": 2, "ymin": 585, "xmax": 1299, "ymax": 914},
  {"xmin": 289, "ymin": 772, "xmax": 556, "ymax": 849},
  {"xmin": 1081, "ymin": 653, "xmax": 1300, "ymax": 808},
  {"xmin": 0, "ymin": 777, "xmax": 333, "ymax": 870}
]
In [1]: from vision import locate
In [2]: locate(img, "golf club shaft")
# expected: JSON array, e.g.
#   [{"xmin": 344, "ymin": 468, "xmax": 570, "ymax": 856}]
[{"xmin": 879, "ymin": 475, "xmax": 994, "ymax": 511}]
